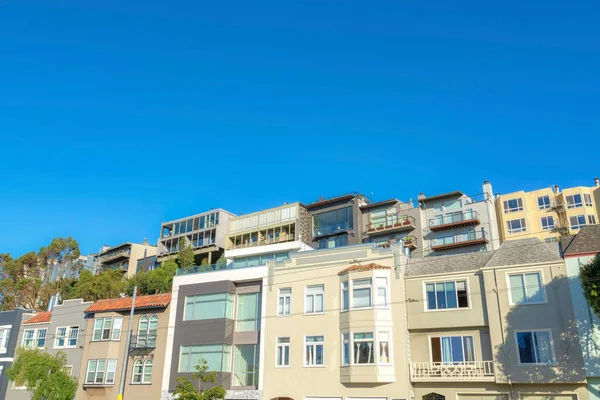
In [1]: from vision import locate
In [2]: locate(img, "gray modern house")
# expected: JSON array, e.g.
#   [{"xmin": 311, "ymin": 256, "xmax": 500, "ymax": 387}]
[{"xmin": 0, "ymin": 308, "xmax": 31, "ymax": 400}]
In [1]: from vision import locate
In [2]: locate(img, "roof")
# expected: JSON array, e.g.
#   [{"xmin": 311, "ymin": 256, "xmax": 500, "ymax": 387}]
[
  {"xmin": 563, "ymin": 225, "xmax": 600, "ymax": 256},
  {"xmin": 305, "ymin": 194, "xmax": 357, "ymax": 209},
  {"xmin": 85, "ymin": 293, "xmax": 171, "ymax": 313},
  {"xmin": 485, "ymin": 238, "xmax": 561, "ymax": 268},
  {"xmin": 24, "ymin": 311, "xmax": 52, "ymax": 324},
  {"xmin": 418, "ymin": 190, "xmax": 463, "ymax": 203},
  {"xmin": 360, "ymin": 199, "xmax": 399, "ymax": 210},
  {"xmin": 98, "ymin": 242, "xmax": 133, "ymax": 255},
  {"xmin": 406, "ymin": 252, "xmax": 494, "ymax": 277},
  {"xmin": 338, "ymin": 263, "xmax": 392, "ymax": 275}
]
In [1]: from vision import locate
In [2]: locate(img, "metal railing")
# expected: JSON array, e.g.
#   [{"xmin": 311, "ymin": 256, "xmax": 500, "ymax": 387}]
[
  {"xmin": 429, "ymin": 210, "xmax": 479, "ymax": 227},
  {"xmin": 228, "ymin": 235, "xmax": 296, "ymax": 250},
  {"xmin": 431, "ymin": 230, "xmax": 487, "ymax": 248},
  {"xmin": 130, "ymin": 332, "xmax": 157, "ymax": 349},
  {"xmin": 98, "ymin": 249, "xmax": 131, "ymax": 263},
  {"xmin": 463, "ymin": 192, "xmax": 491, "ymax": 204},
  {"xmin": 367, "ymin": 215, "xmax": 415, "ymax": 231},
  {"xmin": 409, "ymin": 361, "xmax": 494, "ymax": 381}
]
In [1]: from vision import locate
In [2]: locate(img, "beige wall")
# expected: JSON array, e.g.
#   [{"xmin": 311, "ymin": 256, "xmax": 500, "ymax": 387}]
[
  {"xmin": 77, "ymin": 305, "xmax": 170, "ymax": 400},
  {"xmin": 127, "ymin": 244, "xmax": 157, "ymax": 276},
  {"xmin": 262, "ymin": 244, "xmax": 411, "ymax": 400},
  {"xmin": 412, "ymin": 382, "xmax": 589, "ymax": 400}
]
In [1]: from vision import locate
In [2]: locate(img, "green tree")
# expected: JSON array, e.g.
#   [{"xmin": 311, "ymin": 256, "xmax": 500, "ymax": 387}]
[
  {"xmin": 125, "ymin": 259, "xmax": 178, "ymax": 296},
  {"xmin": 177, "ymin": 237, "xmax": 195, "ymax": 269},
  {"xmin": 70, "ymin": 269, "xmax": 125, "ymax": 302},
  {"xmin": 6, "ymin": 348, "xmax": 77, "ymax": 400},
  {"xmin": 173, "ymin": 359, "xmax": 226, "ymax": 400},
  {"xmin": 39, "ymin": 237, "xmax": 81, "ymax": 282},
  {"xmin": 215, "ymin": 255, "xmax": 227, "ymax": 270},
  {"xmin": 580, "ymin": 254, "xmax": 600, "ymax": 316}
]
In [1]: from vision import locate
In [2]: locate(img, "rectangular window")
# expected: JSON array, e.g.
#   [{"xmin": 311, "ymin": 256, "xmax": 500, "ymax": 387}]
[
  {"xmin": 236, "ymin": 293, "xmax": 260, "ymax": 331},
  {"xmin": 276, "ymin": 337, "xmax": 290, "ymax": 367},
  {"xmin": 566, "ymin": 194, "xmax": 583, "ymax": 208},
  {"xmin": 179, "ymin": 344, "xmax": 231, "ymax": 373},
  {"xmin": 507, "ymin": 218, "xmax": 527, "ymax": 234},
  {"xmin": 508, "ymin": 272, "xmax": 544, "ymax": 304},
  {"xmin": 353, "ymin": 332, "xmax": 374, "ymax": 364},
  {"xmin": 585, "ymin": 193, "xmax": 593, "ymax": 207},
  {"xmin": 22, "ymin": 328, "xmax": 47, "ymax": 348},
  {"xmin": 233, "ymin": 344, "xmax": 258, "ymax": 387},
  {"xmin": 92, "ymin": 317, "xmax": 112, "ymax": 341},
  {"xmin": 379, "ymin": 332, "xmax": 391, "ymax": 364},
  {"xmin": 317, "ymin": 234, "xmax": 348, "ymax": 249},
  {"xmin": 0, "ymin": 326, "xmax": 10, "ymax": 353},
  {"xmin": 342, "ymin": 333, "xmax": 350, "ymax": 365},
  {"xmin": 516, "ymin": 330, "xmax": 554, "ymax": 364},
  {"xmin": 431, "ymin": 336, "xmax": 475, "ymax": 363},
  {"xmin": 85, "ymin": 360, "xmax": 97, "ymax": 384},
  {"xmin": 538, "ymin": 195, "xmax": 551, "ymax": 210},
  {"xmin": 589, "ymin": 215, "xmax": 597, "ymax": 225},
  {"xmin": 443, "ymin": 199, "xmax": 462, "ymax": 211},
  {"xmin": 352, "ymin": 279, "xmax": 372, "ymax": 308},
  {"xmin": 105, "ymin": 359, "xmax": 117, "ymax": 384},
  {"xmin": 312, "ymin": 207, "xmax": 354, "ymax": 237},
  {"xmin": 63, "ymin": 365, "xmax": 73, "ymax": 377},
  {"xmin": 375, "ymin": 278, "xmax": 388, "ymax": 307},
  {"xmin": 305, "ymin": 285, "xmax": 324, "ymax": 313},
  {"xmin": 84, "ymin": 359, "xmax": 116, "ymax": 385},
  {"xmin": 425, "ymin": 280, "xmax": 468, "ymax": 310},
  {"xmin": 111, "ymin": 318, "xmax": 123, "ymax": 340},
  {"xmin": 54, "ymin": 326, "xmax": 79, "ymax": 348},
  {"xmin": 540, "ymin": 216, "xmax": 555, "ymax": 231},
  {"xmin": 570, "ymin": 215, "xmax": 587, "ymax": 230},
  {"xmin": 342, "ymin": 281, "xmax": 349, "ymax": 311},
  {"xmin": 278, "ymin": 288, "xmax": 291, "ymax": 316},
  {"xmin": 184, "ymin": 293, "xmax": 234, "ymax": 321},
  {"xmin": 305, "ymin": 336, "xmax": 324, "ymax": 366},
  {"xmin": 503, "ymin": 198, "xmax": 523, "ymax": 213}
]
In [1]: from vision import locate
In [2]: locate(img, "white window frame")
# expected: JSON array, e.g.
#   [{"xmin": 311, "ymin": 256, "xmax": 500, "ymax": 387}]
[
  {"xmin": 537, "ymin": 195, "xmax": 551, "ymax": 210},
  {"xmin": 304, "ymin": 335, "xmax": 325, "ymax": 367},
  {"xmin": 351, "ymin": 278, "xmax": 372, "ymax": 309},
  {"xmin": 341, "ymin": 281, "xmax": 349, "ymax": 311},
  {"xmin": 540, "ymin": 216, "xmax": 555, "ymax": 231},
  {"xmin": 429, "ymin": 335, "xmax": 476, "ymax": 363},
  {"xmin": 340, "ymin": 330, "xmax": 394, "ymax": 366},
  {"xmin": 0, "ymin": 325, "xmax": 11, "ymax": 354},
  {"xmin": 304, "ymin": 285, "xmax": 324, "ymax": 314},
  {"xmin": 353, "ymin": 332, "xmax": 375, "ymax": 365},
  {"xmin": 54, "ymin": 326, "xmax": 79, "ymax": 349},
  {"xmin": 588, "ymin": 215, "xmax": 597, "ymax": 225},
  {"xmin": 503, "ymin": 198, "xmax": 523, "ymax": 213},
  {"xmin": 514, "ymin": 329, "xmax": 556, "ymax": 365},
  {"xmin": 277, "ymin": 288, "xmax": 292, "ymax": 316},
  {"xmin": 132, "ymin": 359, "xmax": 143, "ymax": 384},
  {"xmin": 507, "ymin": 218, "xmax": 527, "ymax": 234},
  {"xmin": 378, "ymin": 331, "xmax": 392, "ymax": 365},
  {"xmin": 375, "ymin": 277, "xmax": 389, "ymax": 308},
  {"xmin": 566, "ymin": 194, "xmax": 583, "ymax": 209},
  {"xmin": 507, "ymin": 271, "xmax": 546, "ymax": 305},
  {"xmin": 85, "ymin": 358, "xmax": 118, "ymax": 385},
  {"xmin": 423, "ymin": 279, "xmax": 470, "ymax": 311},
  {"xmin": 142, "ymin": 359, "xmax": 152, "ymax": 384},
  {"xmin": 585, "ymin": 193, "xmax": 593, "ymax": 207},
  {"xmin": 63, "ymin": 365, "xmax": 73, "ymax": 377},
  {"xmin": 276, "ymin": 337, "xmax": 290, "ymax": 367},
  {"xmin": 22, "ymin": 328, "xmax": 47, "ymax": 349},
  {"xmin": 341, "ymin": 333, "xmax": 350, "ymax": 365},
  {"xmin": 570, "ymin": 214, "xmax": 587, "ymax": 230}
]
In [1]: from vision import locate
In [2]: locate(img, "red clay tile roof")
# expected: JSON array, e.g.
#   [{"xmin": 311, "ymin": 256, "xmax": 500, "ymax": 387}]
[
  {"xmin": 338, "ymin": 263, "xmax": 392, "ymax": 275},
  {"xmin": 24, "ymin": 312, "xmax": 52, "ymax": 324},
  {"xmin": 85, "ymin": 293, "xmax": 171, "ymax": 313}
]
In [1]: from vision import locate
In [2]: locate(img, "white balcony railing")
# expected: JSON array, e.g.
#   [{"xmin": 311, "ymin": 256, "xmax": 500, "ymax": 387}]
[{"xmin": 409, "ymin": 361, "xmax": 494, "ymax": 382}]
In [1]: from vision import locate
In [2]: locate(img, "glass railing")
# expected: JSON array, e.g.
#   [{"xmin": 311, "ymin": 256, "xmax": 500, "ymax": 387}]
[
  {"xmin": 429, "ymin": 210, "xmax": 479, "ymax": 227},
  {"xmin": 431, "ymin": 230, "xmax": 486, "ymax": 248},
  {"xmin": 228, "ymin": 235, "xmax": 296, "ymax": 250},
  {"xmin": 313, "ymin": 222, "xmax": 352, "ymax": 237}
]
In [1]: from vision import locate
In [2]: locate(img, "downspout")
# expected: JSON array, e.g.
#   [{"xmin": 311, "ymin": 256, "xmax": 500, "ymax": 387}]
[{"xmin": 493, "ymin": 269, "xmax": 514, "ymax": 400}]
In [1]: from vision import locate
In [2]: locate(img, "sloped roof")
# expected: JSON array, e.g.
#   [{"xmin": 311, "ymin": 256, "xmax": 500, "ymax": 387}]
[
  {"xmin": 338, "ymin": 263, "xmax": 392, "ymax": 276},
  {"xmin": 418, "ymin": 191, "xmax": 463, "ymax": 203},
  {"xmin": 24, "ymin": 311, "xmax": 52, "ymax": 324},
  {"xmin": 305, "ymin": 194, "xmax": 356, "ymax": 209},
  {"xmin": 360, "ymin": 199, "xmax": 399, "ymax": 210},
  {"xmin": 406, "ymin": 252, "xmax": 494, "ymax": 277},
  {"xmin": 563, "ymin": 225, "xmax": 600, "ymax": 256},
  {"xmin": 85, "ymin": 293, "xmax": 171, "ymax": 313},
  {"xmin": 485, "ymin": 238, "xmax": 561, "ymax": 268}
]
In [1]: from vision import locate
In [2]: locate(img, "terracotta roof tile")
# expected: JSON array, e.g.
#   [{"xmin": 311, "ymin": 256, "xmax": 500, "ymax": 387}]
[
  {"xmin": 24, "ymin": 311, "xmax": 52, "ymax": 324},
  {"xmin": 338, "ymin": 263, "xmax": 392, "ymax": 275},
  {"xmin": 85, "ymin": 293, "xmax": 171, "ymax": 313}
]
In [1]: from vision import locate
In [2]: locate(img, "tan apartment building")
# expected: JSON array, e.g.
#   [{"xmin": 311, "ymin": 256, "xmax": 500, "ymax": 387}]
[
  {"xmin": 405, "ymin": 238, "xmax": 588, "ymax": 400},
  {"xmin": 496, "ymin": 180, "xmax": 600, "ymax": 243},
  {"xmin": 263, "ymin": 242, "xmax": 413, "ymax": 400},
  {"xmin": 97, "ymin": 239, "xmax": 157, "ymax": 276},
  {"xmin": 77, "ymin": 293, "xmax": 171, "ymax": 400}
]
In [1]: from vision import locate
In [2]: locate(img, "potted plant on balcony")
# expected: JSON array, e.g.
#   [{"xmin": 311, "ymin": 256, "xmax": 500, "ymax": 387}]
[
  {"xmin": 393, "ymin": 219, "xmax": 403, "ymax": 228},
  {"xmin": 403, "ymin": 236, "xmax": 414, "ymax": 247},
  {"xmin": 403, "ymin": 217, "xmax": 412, "ymax": 226},
  {"xmin": 376, "ymin": 224, "xmax": 384, "ymax": 231},
  {"xmin": 367, "ymin": 227, "xmax": 375, "ymax": 233}
]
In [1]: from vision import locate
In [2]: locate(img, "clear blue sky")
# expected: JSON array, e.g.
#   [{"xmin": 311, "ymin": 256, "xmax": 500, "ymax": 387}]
[{"xmin": 1, "ymin": 0, "xmax": 598, "ymax": 257}]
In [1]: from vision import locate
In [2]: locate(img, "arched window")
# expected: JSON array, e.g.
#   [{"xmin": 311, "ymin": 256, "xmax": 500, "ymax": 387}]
[
  {"xmin": 148, "ymin": 315, "xmax": 158, "ymax": 347},
  {"xmin": 142, "ymin": 359, "xmax": 153, "ymax": 384},
  {"xmin": 137, "ymin": 316, "xmax": 148, "ymax": 347},
  {"xmin": 423, "ymin": 393, "xmax": 445, "ymax": 400},
  {"xmin": 132, "ymin": 360, "xmax": 143, "ymax": 384}
]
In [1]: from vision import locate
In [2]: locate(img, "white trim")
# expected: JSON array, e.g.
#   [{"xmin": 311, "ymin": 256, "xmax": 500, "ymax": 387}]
[
  {"xmin": 277, "ymin": 287, "xmax": 292, "ymax": 316},
  {"xmin": 303, "ymin": 335, "xmax": 325, "ymax": 367},
  {"xmin": 506, "ymin": 270, "xmax": 547, "ymax": 306},
  {"xmin": 0, "ymin": 357, "xmax": 14, "ymax": 362},
  {"xmin": 422, "ymin": 278, "xmax": 471, "ymax": 312},
  {"xmin": 22, "ymin": 327, "xmax": 47, "ymax": 349},
  {"xmin": 514, "ymin": 329, "xmax": 556, "ymax": 365},
  {"xmin": 304, "ymin": 284, "xmax": 325, "ymax": 314},
  {"xmin": 53, "ymin": 325, "xmax": 79, "ymax": 349},
  {"xmin": 275, "ymin": 336, "xmax": 290, "ymax": 368}
]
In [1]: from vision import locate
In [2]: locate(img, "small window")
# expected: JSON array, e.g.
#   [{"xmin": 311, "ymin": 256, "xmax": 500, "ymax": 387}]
[
  {"xmin": 63, "ymin": 365, "xmax": 73, "ymax": 376},
  {"xmin": 589, "ymin": 215, "xmax": 597, "ymax": 225},
  {"xmin": 537, "ymin": 195, "xmax": 551, "ymax": 210},
  {"xmin": 516, "ymin": 330, "xmax": 554, "ymax": 364},
  {"xmin": 503, "ymin": 198, "xmax": 523, "ymax": 213},
  {"xmin": 111, "ymin": 318, "xmax": 123, "ymax": 341},
  {"xmin": 342, "ymin": 333, "xmax": 350, "ymax": 365},
  {"xmin": 105, "ymin": 359, "xmax": 117, "ymax": 384},
  {"xmin": 507, "ymin": 218, "xmax": 527, "ymax": 234},
  {"xmin": 566, "ymin": 194, "xmax": 583, "ymax": 208},
  {"xmin": 0, "ymin": 326, "xmax": 12, "ymax": 353},
  {"xmin": 379, "ymin": 332, "xmax": 391, "ymax": 364},
  {"xmin": 540, "ymin": 216, "xmax": 555, "ymax": 231},
  {"xmin": 277, "ymin": 288, "xmax": 291, "ymax": 316},
  {"xmin": 375, "ymin": 278, "xmax": 388, "ymax": 307},
  {"xmin": 305, "ymin": 285, "xmax": 324, "ymax": 314},
  {"xmin": 585, "ymin": 193, "xmax": 593, "ymax": 207},
  {"xmin": 305, "ymin": 336, "xmax": 324, "ymax": 366},
  {"xmin": 341, "ymin": 281, "xmax": 349, "ymax": 311},
  {"xmin": 570, "ymin": 215, "xmax": 587, "ymax": 230},
  {"xmin": 352, "ymin": 279, "xmax": 372, "ymax": 308},
  {"xmin": 276, "ymin": 337, "xmax": 290, "ymax": 367},
  {"xmin": 353, "ymin": 332, "xmax": 374, "ymax": 364},
  {"xmin": 132, "ymin": 360, "xmax": 143, "ymax": 384},
  {"xmin": 430, "ymin": 336, "xmax": 475, "ymax": 363},
  {"xmin": 508, "ymin": 272, "xmax": 544, "ymax": 304},
  {"xmin": 425, "ymin": 280, "xmax": 468, "ymax": 310}
]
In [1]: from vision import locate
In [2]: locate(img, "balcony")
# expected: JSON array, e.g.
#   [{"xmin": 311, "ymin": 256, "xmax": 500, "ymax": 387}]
[
  {"xmin": 98, "ymin": 248, "xmax": 131, "ymax": 263},
  {"xmin": 366, "ymin": 215, "xmax": 416, "ymax": 236},
  {"xmin": 429, "ymin": 211, "xmax": 480, "ymax": 231},
  {"xmin": 409, "ymin": 361, "xmax": 495, "ymax": 382},
  {"xmin": 431, "ymin": 230, "xmax": 488, "ymax": 252},
  {"xmin": 373, "ymin": 237, "xmax": 417, "ymax": 250},
  {"xmin": 130, "ymin": 332, "xmax": 157, "ymax": 350},
  {"xmin": 228, "ymin": 234, "xmax": 296, "ymax": 250},
  {"xmin": 313, "ymin": 222, "xmax": 352, "ymax": 238}
]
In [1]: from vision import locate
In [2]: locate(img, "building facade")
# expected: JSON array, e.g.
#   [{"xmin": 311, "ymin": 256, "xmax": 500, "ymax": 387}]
[
  {"xmin": 157, "ymin": 209, "xmax": 234, "ymax": 265},
  {"xmin": 77, "ymin": 293, "xmax": 171, "ymax": 400},
  {"xmin": 496, "ymin": 180, "xmax": 600, "ymax": 243},
  {"xmin": 6, "ymin": 299, "xmax": 92, "ymax": 400},
  {"xmin": 97, "ymin": 240, "xmax": 157, "ymax": 276},
  {"xmin": 418, "ymin": 181, "xmax": 501, "ymax": 257},
  {"xmin": 0, "ymin": 308, "xmax": 30, "ymax": 400}
]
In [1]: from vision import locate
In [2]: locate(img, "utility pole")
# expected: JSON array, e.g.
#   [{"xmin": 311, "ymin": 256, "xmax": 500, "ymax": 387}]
[{"xmin": 118, "ymin": 286, "xmax": 137, "ymax": 400}]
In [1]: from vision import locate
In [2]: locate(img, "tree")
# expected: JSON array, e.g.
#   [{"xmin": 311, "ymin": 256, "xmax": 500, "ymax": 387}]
[
  {"xmin": 70, "ymin": 269, "xmax": 125, "ymax": 302},
  {"xmin": 0, "ymin": 252, "xmax": 43, "ymax": 310},
  {"xmin": 177, "ymin": 237, "xmax": 195, "ymax": 269},
  {"xmin": 6, "ymin": 348, "xmax": 77, "ymax": 400},
  {"xmin": 124, "ymin": 260, "xmax": 178, "ymax": 296},
  {"xmin": 39, "ymin": 237, "xmax": 81, "ymax": 283},
  {"xmin": 580, "ymin": 254, "xmax": 600, "ymax": 316},
  {"xmin": 173, "ymin": 359, "xmax": 226, "ymax": 400}
]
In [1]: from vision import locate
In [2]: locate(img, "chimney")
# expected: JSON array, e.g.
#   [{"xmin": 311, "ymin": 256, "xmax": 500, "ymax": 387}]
[
  {"xmin": 417, "ymin": 192, "xmax": 426, "ymax": 201},
  {"xmin": 482, "ymin": 180, "xmax": 493, "ymax": 200},
  {"xmin": 595, "ymin": 178, "xmax": 599, "ymax": 187},
  {"xmin": 495, "ymin": 193, "xmax": 500, "ymax": 199},
  {"xmin": 142, "ymin": 238, "xmax": 149, "ymax": 246},
  {"xmin": 554, "ymin": 185, "xmax": 560, "ymax": 194}
]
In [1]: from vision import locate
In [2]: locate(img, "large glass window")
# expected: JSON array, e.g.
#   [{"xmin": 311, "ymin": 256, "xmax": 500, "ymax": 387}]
[
  {"xmin": 236, "ymin": 293, "xmax": 260, "ymax": 331},
  {"xmin": 184, "ymin": 293, "xmax": 234, "ymax": 321},
  {"xmin": 538, "ymin": 195, "xmax": 551, "ymax": 209},
  {"xmin": 566, "ymin": 194, "xmax": 583, "ymax": 209},
  {"xmin": 426, "ymin": 280, "xmax": 468, "ymax": 310},
  {"xmin": 233, "ymin": 344, "xmax": 259, "ymax": 387},
  {"xmin": 232, "ymin": 252, "xmax": 289, "ymax": 269},
  {"xmin": 507, "ymin": 218, "xmax": 526, "ymax": 234},
  {"xmin": 570, "ymin": 215, "xmax": 587, "ymax": 230},
  {"xmin": 305, "ymin": 336, "xmax": 324, "ymax": 366},
  {"xmin": 516, "ymin": 330, "xmax": 554, "ymax": 364},
  {"xmin": 305, "ymin": 285, "xmax": 324, "ymax": 313},
  {"xmin": 540, "ymin": 216, "xmax": 555, "ymax": 231},
  {"xmin": 353, "ymin": 333, "xmax": 374, "ymax": 364},
  {"xmin": 430, "ymin": 336, "xmax": 475, "ymax": 363},
  {"xmin": 352, "ymin": 279, "xmax": 372, "ymax": 308},
  {"xmin": 276, "ymin": 337, "xmax": 290, "ymax": 367},
  {"xmin": 317, "ymin": 234, "xmax": 348, "ymax": 249},
  {"xmin": 179, "ymin": 344, "xmax": 231, "ymax": 372},
  {"xmin": 509, "ymin": 272, "xmax": 544, "ymax": 304},
  {"xmin": 278, "ymin": 288, "xmax": 291, "ymax": 316},
  {"xmin": 312, "ymin": 207, "xmax": 353, "ymax": 237},
  {"xmin": 503, "ymin": 198, "xmax": 524, "ymax": 213}
]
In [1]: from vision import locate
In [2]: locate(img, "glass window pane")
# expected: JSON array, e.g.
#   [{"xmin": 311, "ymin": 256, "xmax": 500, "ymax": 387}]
[
  {"xmin": 426, "ymin": 283, "xmax": 436, "ymax": 309},
  {"xmin": 353, "ymin": 288, "xmax": 371, "ymax": 308},
  {"xmin": 237, "ymin": 293, "xmax": 259, "ymax": 331},
  {"xmin": 517, "ymin": 332, "xmax": 535, "ymax": 363},
  {"xmin": 435, "ymin": 283, "xmax": 447, "ymax": 309},
  {"xmin": 444, "ymin": 281, "xmax": 457, "ymax": 308},
  {"xmin": 524, "ymin": 273, "xmax": 543, "ymax": 303},
  {"xmin": 509, "ymin": 275, "xmax": 526, "ymax": 304},
  {"xmin": 534, "ymin": 331, "xmax": 554, "ymax": 363}
]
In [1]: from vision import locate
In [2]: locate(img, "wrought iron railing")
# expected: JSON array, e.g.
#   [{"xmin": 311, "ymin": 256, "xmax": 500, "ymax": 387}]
[{"xmin": 130, "ymin": 332, "xmax": 157, "ymax": 349}]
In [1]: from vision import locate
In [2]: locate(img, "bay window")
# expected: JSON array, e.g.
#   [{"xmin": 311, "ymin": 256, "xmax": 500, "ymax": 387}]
[
  {"xmin": 236, "ymin": 293, "xmax": 260, "ymax": 331},
  {"xmin": 352, "ymin": 279, "xmax": 372, "ymax": 308},
  {"xmin": 179, "ymin": 344, "xmax": 231, "ymax": 372},
  {"xmin": 92, "ymin": 317, "xmax": 123, "ymax": 341},
  {"xmin": 342, "ymin": 281, "xmax": 348, "ymax": 311},
  {"xmin": 379, "ymin": 332, "xmax": 391, "ymax": 364},
  {"xmin": 184, "ymin": 293, "xmax": 234, "ymax": 321},
  {"xmin": 353, "ymin": 333, "xmax": 374, "ymax": 364},
  {"xmin": 341, "ymin": 331, "xmax": 393, "ymax": 366}
]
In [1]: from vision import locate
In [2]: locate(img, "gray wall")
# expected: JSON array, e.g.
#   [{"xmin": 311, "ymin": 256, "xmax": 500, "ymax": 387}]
[
  {"xmin": 307, "ymin": 197, "xmax": 364, "ymax": 247},
  {"xmin": 0, "ymin": 308, "xmax": 31, "ymax": 400}
]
